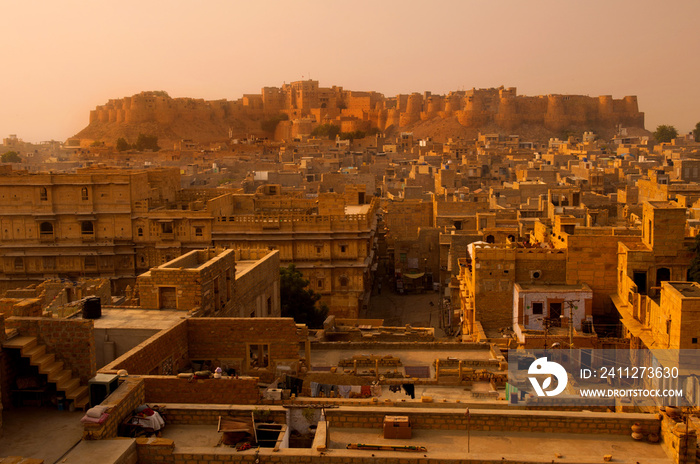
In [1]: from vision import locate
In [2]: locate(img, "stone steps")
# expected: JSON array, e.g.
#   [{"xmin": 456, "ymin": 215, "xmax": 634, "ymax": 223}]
[{"xmin": 3, "ymin": 335, "xmax": 89, "ymax": 408}]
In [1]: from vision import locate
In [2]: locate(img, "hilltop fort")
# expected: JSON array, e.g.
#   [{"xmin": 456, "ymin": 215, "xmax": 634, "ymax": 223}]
[{"xmin": 73, "ymin": 80, "xmax": 645, "ymax": 146}]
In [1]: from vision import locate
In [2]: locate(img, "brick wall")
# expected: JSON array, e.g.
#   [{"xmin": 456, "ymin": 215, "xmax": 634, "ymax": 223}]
[
  {"xmin": 0, "ymin": 298, "xmax": 42, "ymax": 318},
  {"xmin": 324, "ymin": 407, "xmax": 660, "ymax": 435},
  {"xmin": 187, "ymin": 318, "xmax": 300, "ymax": 379},
  {"xmin": 6, "ymin": 316, "xmax": 96, "ymax": 383},
  {"xmin": 83, "ymin": 376, "xmax": 145, "ymax": 440},
  {"xmin": 154, "ymin": 405, "xmax": 286, "ymax": 426},
  {"xmin": 661, "ymin": 411, "xmax": 697, "ymax": 464},
  {"xmin": 143, "ymin": 376, "xmax": 259, "ymax": 404},
  {"xmin": 230, "ymin": 250, "xmax": 280, "ymax": 318},
  {"xmin": 565, "ymin": 233, "xmax": 641, "ymax": 315},
  {"xmin": 102, "ymin": 320, "xmax": 188, "ymax": 375}
]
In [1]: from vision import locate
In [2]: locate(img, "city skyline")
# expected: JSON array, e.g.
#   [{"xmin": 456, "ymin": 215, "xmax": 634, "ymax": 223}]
[{"xmin": 1, "ymin": 0, "xmax": 699, "ymax": 142}]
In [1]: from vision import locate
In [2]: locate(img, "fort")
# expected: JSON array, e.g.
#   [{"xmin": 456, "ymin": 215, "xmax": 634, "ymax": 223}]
[{"xmin": 75, "ymin": 81, "xmax": 644, "ymax": 145}]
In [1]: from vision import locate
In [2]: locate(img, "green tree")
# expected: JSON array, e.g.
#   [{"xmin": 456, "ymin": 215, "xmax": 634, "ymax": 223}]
[
  {"xmin": 311, "ymin": 124, "xmax": 340, "ymax": 139},
  {"xmin": 693, "ymin": 122, "xmax": 700, "ymax": 142},
  {"xmin": 1, "ymin": 151, "xmax": 21, "ymax": 163},
  {"xmin": 280, "ymin": 264, "xmax": 329, "ymax": 328},
  {"xmin": 339, "ymin": 130, "xmax": 366, "ymax": 141},
  {"xmin": 116, "ymin": 138, "xmax": 130, "ymax": 151},
  {"xmin": 653, "ymin": 125, "xmax": 678, "ymax": 143},
  {"xmin": 135, "ymin": 134, "xmax": 160, "ymax": 151}
]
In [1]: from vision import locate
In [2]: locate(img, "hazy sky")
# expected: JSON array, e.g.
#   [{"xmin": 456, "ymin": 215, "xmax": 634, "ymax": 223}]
[{"xmin": 1, "ymin": 0, "xmax": 699, "ymax": 143}]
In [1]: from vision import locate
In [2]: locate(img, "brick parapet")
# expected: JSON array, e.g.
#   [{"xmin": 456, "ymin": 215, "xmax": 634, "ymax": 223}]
[
  {"xmin": 83, "ymin": 377, "xmax": 145, "ymax": 440},
  {"xmin": 101, "ymin": 319, "xmax": 188, "ymax": 375},
  {"xmin": 143, "ymin": 375, "xmax": 260, "ymax": 405}
]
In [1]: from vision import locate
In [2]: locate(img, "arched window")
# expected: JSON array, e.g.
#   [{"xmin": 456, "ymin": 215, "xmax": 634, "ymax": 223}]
[
  {"xmin": 81, "ymin": 187, "xmax": 88, "ymax": 201},
  {"xmin": 39, "ymin": 222, "xmax": 53, "ymax": 237},
  {"xmin": 137, "ymin": 227, "xmax": 144, "ymax": 237},
  {"xmin": 81, "ymin": 222, "xmax": 94, "ymax": 235},
  {"xmin": 486, "ymin": 235, "xmax": 495, "ymax": 244},
  {"xmin": 194, "ymin": 227, "xmax": 203, "ymax": 237},
  {"xmin": 40, "ymin": 187, "xmax": 47, "ymax": 201},
  {"xmin": 339, "ymin": 276, "xmax": 349, "ymax": 287}
]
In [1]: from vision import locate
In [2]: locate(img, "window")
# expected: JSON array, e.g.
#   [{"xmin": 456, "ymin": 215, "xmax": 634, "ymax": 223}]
[
  {"xmin": 693, "ymin": 338, "xmax": 698, "ymax": 344},
  {"xmin": 161, "ymin": 222, "xmax": 173, "ymax": 234},
  {"xmin": 194, "ymin": 227, "xmax": 203, "ymax": 237},
  {"xmin": 316, "ymin": 245, "xmax": 322, "ymax": 254},
  {"xmin": 81, "ymin": 187, "xmax": 88, "ymax": 201},
  {"xmin": 317, "ymin": 279, "xmax": 324, "ymax": 289},
  {"xmin": 14, "ymin": 258, "xmax": 23, "ymax": 270},
  {"xmin": 532, "ymin": 302, "xmax": 543, "ymax": 315},
  {"xmin": 40, "ymin": 187, "xmax": 47, "ymax": 201},
  {"xmin": 267, "ymin": 297, "xmax": 272, "ymax": 316},
  {"xmin": 400, "ymin": 253, "xmax": 407, "ymax": 263},
  {"xmin": 248, "ymin": 344, "xmax": 269, "ymax": 368},
  {"xmin": 137, "ymin": 227, "xmax": 143, "ymax": 237},
  {"xmin": 339, "ymin": 276, "xmax": 349, "ymax": 287},
  {"xmin": 39, "ymin": 222, "xmax": 53, "ymax": 237},
  {"xmin": 81, "ymin": 222, "xmax": 94, "ymax": 235},
  {"xmin": 340, "ymin": 245, "xmax": 347, "ymax": 253}
]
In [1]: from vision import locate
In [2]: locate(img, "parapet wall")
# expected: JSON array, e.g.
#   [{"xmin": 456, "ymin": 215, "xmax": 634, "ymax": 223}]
[
  {"xmin": 101, "ymin": 320, "xmax": 189, "ymax": 375},
  {"xmin": 143, "ymin": 375, "xmax": 259, "ymax": 404}
]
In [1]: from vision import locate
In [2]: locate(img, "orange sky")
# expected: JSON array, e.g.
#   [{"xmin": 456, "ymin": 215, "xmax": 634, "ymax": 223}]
[{"xmin": 1, "ymin": 0, "xmax": 699, "ymax": 142}]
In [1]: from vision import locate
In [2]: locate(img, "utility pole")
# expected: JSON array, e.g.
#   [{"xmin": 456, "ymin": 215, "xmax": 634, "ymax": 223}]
[{"xmin": 563, "ymin": 299, "xmax": 578, "ymax": 358}]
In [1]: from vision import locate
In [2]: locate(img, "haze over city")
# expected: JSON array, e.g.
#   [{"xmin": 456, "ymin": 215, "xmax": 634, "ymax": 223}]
[{"xmin": 1, "ymin": 0, "xmax": 699, "ymax": 142}]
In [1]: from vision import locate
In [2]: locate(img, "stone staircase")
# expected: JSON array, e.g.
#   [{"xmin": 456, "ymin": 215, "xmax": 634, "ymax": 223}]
[{"xmin": 2, "ymin": 336, "xmax": 89, "ymax": 409}]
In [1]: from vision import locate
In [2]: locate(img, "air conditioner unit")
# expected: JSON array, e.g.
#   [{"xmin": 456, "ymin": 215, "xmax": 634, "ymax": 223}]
[{"xmin": 530, "ymin": 270, "xmax": 542, "ymax": 280}]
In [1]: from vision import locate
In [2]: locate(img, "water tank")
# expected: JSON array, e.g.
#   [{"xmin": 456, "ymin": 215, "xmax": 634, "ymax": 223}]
[{"xmin": 83, "ymin": 297, "xmax": 102, "ymax": 319}]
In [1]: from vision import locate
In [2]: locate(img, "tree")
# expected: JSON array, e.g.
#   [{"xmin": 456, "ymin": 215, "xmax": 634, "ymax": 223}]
[
  {"xmin": 339, "ymin": 130, "xmax": 366, "ymax": 141},
  {"xmin": 116, "ymin": 138, "xmax": 130, "ymax": 152},
  {"xmin": 1, "ymin": 151, "xmax": 21, "ymax": 163},
  {"xmin": 693, "ymin": 122, "xmax": 700, "ymax": 142},
  {"xmin": 135, "ymin": 134, "xmax": 160, "ymax": 151},
  {"xmin": 311, "ymin": 124, "xmax": 340, "ymax": 139},
  {"xmin": 653, "ymin": 125, "xmax": 678, "ymax": 143},
  {"xmin": 280, "ymin": 264, "xmax": 329, "ymax": 328}
]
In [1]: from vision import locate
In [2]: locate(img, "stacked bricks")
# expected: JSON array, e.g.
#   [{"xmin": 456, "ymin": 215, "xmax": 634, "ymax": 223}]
[
  {"xmin": 5, "ymin": 316, "xmax": 96, "ymax": 383},
  {"xmin": 661, "ymin": 412, "xmax": 697, "ymax": 464},
  {"xmin": 83, "ymin": 377, "xmax": 145, "ymax": 440},
  {"xmin": 102, "ymin": 320, "xmax": 188, "ymax": 375},
  {"xmin": 0, "ymin": 298, "xmax": 42, "ymax": 318},
  {"xmin": 143, "ymin": 376, "xmax": 260, "ymax": 405}
]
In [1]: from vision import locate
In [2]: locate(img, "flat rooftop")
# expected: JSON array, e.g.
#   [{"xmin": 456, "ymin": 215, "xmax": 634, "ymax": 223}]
[
  {"xmin": 345, "ymin": 204, "xmax": 372, "ymax": 215},
  {"xmin": 668, "ymin": 281, "xmax": 700, "ymax": 298},
  {"xmin": 328, "ymin": 428, "xmax": 670, "ymax": 463},
  {"xmin": 93, "ymin": 308, "xmax": 186, "ymax": 330},
  {"xmin": 235, "ymin": 259, "xmax": 257, "ymax": 275}
]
